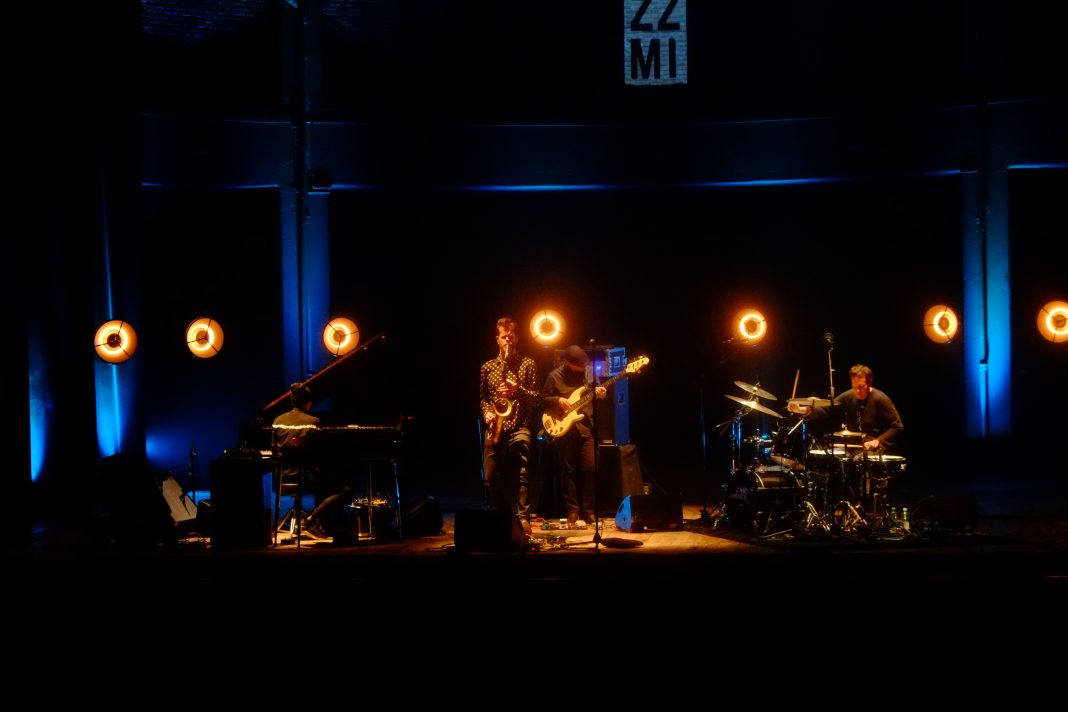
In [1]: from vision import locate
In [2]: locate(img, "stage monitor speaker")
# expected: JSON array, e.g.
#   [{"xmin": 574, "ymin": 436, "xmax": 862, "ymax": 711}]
[
  {"xmin": 615, "ymin": 493, "xmax": 682, "ymax": 532},
  {"xmin": 403, "ymin": 496, "xmax": 444, "ymax": 537},
  {"xmin": 595, "ymin": 443, "xmax": 644, "ymax": 516},
  {"xmin": 98, "ymin": 453, "xmax": 175, "ymax": 544},
  {"xmin": 209, "ymin": 458, "xmax": 272, "ymax": 549},
  {"xmin": 454, "ymin": 510, "xmax": 526, "ymax": 552},
  {"xmin": 911, "ymin": 493, "xmax": 978, "ymax": 535}
]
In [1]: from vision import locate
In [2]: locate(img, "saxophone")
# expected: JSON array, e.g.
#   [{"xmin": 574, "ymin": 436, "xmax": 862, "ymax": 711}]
[{"xmin": 491, "ymin": 342, "xmax": 515, "ymax": 445}]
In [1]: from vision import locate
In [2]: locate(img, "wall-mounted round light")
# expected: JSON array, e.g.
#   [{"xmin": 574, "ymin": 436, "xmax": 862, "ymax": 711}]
[
  {"xmin": 94, "ymin": 320, "xmax": 138, "ymax": 364},
  {"xmin": 186, "ymin": 317, "xmax": 224, "ymax": 358},
  {"xmin": 323, "ymin": 317, "xmax": 359, "ymax": 356},
  {"xmin": 923, "ymin": 305, "xmax": 959, "ymax": 344},
  {"xmin": 732, "ymin": 309, "xmax": 767, "ymax": 345},
  {"xmin": 530, "ymin": 309, "xmax": 565, "ymax": 346},
  {"xmin": 1037, "ymin": 301, "xmax": 1068, "ymax": 343}
]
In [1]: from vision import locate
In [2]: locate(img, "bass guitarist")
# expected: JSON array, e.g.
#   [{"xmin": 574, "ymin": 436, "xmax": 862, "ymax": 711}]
[{"xmin": 541, "ymin": 345, "xmax": 607, "ymax": 525}]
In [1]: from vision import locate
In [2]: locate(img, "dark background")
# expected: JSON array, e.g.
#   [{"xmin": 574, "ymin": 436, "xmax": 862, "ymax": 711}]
[{"xmin": 18, "ymin": 1, "xmax": 1068, "ymax": 514}]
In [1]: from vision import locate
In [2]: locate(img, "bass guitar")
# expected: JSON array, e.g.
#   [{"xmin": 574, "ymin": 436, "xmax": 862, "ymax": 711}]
[{"xmin": 541, "ymin": 356, "xmax": 650, "ymax": 439}]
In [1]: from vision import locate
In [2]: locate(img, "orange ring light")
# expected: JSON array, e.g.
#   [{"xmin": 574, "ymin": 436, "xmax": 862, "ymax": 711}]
[
  {"xmin": 323, "ymin": 317, "xmax": 360, "ymax": 356},
  {"xmin": 1037, "ymin": 301, "xmax": 1068, "ymax": 343},
  {"xmin": 530, "ymin": 309, "xmax": 565, "ymax": 346},
  {"xmin": 923, "ymin": 305, "xmax": 959, "ymax": 344},
  {"xmin": 94, "ymin": 320, "xmax": 138, "ymax": 364},
  {"xmin": 733, "ymin": 309, "xmax": 767, "ymax": 345},
  {"xmin": 186, "ymin": 317, "xmax": 224, "ymax": 358}
]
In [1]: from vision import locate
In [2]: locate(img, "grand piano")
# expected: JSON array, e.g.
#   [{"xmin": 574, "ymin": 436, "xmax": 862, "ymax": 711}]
[{"xmin": 214, "ymin": 333, "xmax": 414, "ymax": 546}]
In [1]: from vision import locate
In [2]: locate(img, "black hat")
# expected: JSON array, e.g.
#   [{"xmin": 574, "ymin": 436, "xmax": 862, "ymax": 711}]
[{"xmin": 563, "ymin": 345, "xmax": 589, "ymax": 367}]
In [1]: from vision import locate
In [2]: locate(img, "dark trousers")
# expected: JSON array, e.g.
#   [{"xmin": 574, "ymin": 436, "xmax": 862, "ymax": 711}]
[
  {"xmin": 483, "ymin": 428, "xmax": 533, "ymax": 519},
  {"xmin": 555, "ymin": 424, "xmax": 596, "ymax": 521}
]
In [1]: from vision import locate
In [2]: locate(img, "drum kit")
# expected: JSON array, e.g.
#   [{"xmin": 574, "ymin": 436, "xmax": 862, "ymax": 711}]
[{"xmin": 718, "ymin": 380, "xmax": 906, "ymax": 538}]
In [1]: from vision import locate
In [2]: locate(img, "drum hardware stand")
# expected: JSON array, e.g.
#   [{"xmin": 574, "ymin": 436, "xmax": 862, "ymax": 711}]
[
  {"xmin": 704, "ymin": 407, "xmax": 747, "ymax": 529},
  {"xmin": 755, "ymin": 501, "xmax": 798, "ymax": 539},
  {"xmin": 796, "ymin": 498, "xmax": 832, "ymax": 535},
  {"xmin": 832, "ymin": 500, "xmax": 869, "ymax": 536}
]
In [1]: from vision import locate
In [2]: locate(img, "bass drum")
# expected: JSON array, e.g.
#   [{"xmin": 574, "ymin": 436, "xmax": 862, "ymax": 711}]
[{"xmin": 725, "ymin": 464, "xmax": 806, "ymax": 535}]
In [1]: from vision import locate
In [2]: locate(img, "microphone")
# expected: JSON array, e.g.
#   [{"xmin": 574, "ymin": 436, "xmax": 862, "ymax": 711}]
[{"xmin": 822, "ymin": 332, "xmax": 835, "ymax": 347}]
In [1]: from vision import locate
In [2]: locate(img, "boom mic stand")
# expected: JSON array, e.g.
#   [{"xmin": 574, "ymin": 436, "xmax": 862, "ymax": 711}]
[
  {"xmin": 188, "ymin": 440, "xmax": 198, "ymax": 505},
  {"xmin": 589, "ymin": 354, "xmax": 602, "ymax": 550}
]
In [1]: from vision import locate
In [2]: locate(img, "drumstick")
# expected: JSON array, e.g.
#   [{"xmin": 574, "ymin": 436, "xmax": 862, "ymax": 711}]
[{"xmin": 790, "ymin": 370, "xmax": 800, "ymax": 400}]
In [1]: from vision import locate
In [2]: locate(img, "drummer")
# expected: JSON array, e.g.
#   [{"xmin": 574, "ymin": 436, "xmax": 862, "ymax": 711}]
[{"xmin": 786, "ymin": 363, "xmax": 903, "ymax": 454}]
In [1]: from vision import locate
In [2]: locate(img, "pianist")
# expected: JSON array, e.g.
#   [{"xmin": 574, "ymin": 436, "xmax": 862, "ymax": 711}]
[{"xmin": 272, "ymin": 382, "xmax": 346, "ymax": 539}]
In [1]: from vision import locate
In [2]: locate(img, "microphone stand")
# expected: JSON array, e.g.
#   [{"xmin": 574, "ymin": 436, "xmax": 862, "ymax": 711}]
[
  {"xmin": 826, "ymin": 340, "xmax": 836, "ymax": 402},
  {"xmin": 697, "ymin": 372, "xmax": 713, "ymax": 523},
  {"xmin": 589, "ymin": 356, "xmax": 602, "ymax": 551},
  {"xmin": 188, "ymin": 441, "xmax": 198, "ymax": 505}
]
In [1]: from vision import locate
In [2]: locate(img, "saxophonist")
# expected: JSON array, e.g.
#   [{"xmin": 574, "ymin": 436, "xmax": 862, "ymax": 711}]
[{"xmin": 479, "ymin": 316, "xmax": 540, "ymax": 529}]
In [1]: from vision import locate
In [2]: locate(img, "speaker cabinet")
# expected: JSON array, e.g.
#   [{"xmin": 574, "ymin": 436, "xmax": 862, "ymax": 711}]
[
  {"xmin": 594, "ymin": 377, "xmax": 630, "ymax": 445},
  {"xmin": 615, "ymin": 493, "xmax": 682, "ymax": 532},
  {"xmin": 402, "ymin": 496, "xmax": 444, "ymax": 537},
  {"xmin": 596, "ymin": 443, "xmax": 645, "ymax": 516},
  {"xmin": 209, "ymin": 458, "xmax": 273, "ymax": 549},
  {"xmin": 454, "ymin": 510, "xmax": 526, "ymax": 552},
  {"xmin": 98, "ymin": 453, "xmax": 175, "ymax": 544}
]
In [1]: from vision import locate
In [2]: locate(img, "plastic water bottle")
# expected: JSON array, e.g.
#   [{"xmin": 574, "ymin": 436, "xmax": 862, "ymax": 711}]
[{"xmin": 902, "ymin": 507, "xmax": 910, "ymax": 532}]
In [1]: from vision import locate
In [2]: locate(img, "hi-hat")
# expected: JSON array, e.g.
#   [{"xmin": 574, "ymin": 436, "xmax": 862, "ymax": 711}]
[
  {"xmin": 734, "ymin": 381, "xmax": 776, "ymax": 400},
  {"xmin": 725, "ymin": 394, "xmax": 782, "ymax": 418},
  {"xmin": 833, "ymin": 429, "xmax": 865, "ymax": 439}
]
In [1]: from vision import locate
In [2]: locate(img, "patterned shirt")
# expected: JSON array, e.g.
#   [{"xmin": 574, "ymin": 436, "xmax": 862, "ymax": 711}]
[{"xmin": 480, "ymin": 353, "xmax": 539, "ymax": 434}]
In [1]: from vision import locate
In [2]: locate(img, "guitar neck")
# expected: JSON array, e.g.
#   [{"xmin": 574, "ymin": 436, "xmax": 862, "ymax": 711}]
[{"xmin": 576, "ymin": 369, "xmax": 631, "ymax": 407}]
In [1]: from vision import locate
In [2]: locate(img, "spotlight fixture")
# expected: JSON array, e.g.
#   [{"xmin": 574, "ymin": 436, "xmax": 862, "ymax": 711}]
[
  {"xmin": 186, "ymin": 317, "xmax": 224, "ymax": 358},
  {"xmin": 1037, "ymin": 301, "xmax": 1068, "ymax": 343},
  {"xmin": 923, "ymin": 305, "xmax": 959, "ymax": 344},
  {"xmin": 732, "ymin": 309, "xmax": 767, "ymax": 345},
  {"xmin": 530, "ymin": 309, "xmax": 565, "ymax": 346},
  {"xmin": 94, "ymin": 319, "xmax": 138, "ymax": 364},
  {"xmin": 323, "ymin": 317, "xmax": 359, "ymax": 356}
]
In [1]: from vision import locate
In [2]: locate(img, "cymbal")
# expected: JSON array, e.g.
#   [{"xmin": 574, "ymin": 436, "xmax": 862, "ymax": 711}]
[
  {"xmin": 724, "ymin": 394, "xmax": 782, "ymax": 418},
  {"xmin": 788, "ymin": 397, "xmax": 831, "ymax": 408},
  {"xmin": 833, "ymin": 429, "xmax": 865, "ymax": 439},
  {"xmin": 734, "ymin": 380, "xmax": 776, "ymax": 400}
]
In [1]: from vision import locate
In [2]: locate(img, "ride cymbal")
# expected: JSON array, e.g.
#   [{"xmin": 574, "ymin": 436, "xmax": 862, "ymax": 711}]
[
  {"xmin": 734, "ymin": 380, "xmax": 776, "ymax": 400},
  {"xmin": 725, "ymin": 394, "xmax": 782, "ymax": 418}
]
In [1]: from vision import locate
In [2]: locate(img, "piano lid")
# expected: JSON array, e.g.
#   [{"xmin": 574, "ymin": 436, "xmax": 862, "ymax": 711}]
[{"xmin": 255, "ymin": 331, "xmax": 387, "ymax": 422}]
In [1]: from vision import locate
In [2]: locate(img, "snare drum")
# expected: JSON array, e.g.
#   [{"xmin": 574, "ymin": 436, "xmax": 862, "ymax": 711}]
[
  {"xmin": 864, "ymin": 454, "xmax": 906, "ymax": 486},
  {"xmin": 806, "ymin": 446, "xmax": 848, "ymax": 472}
]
